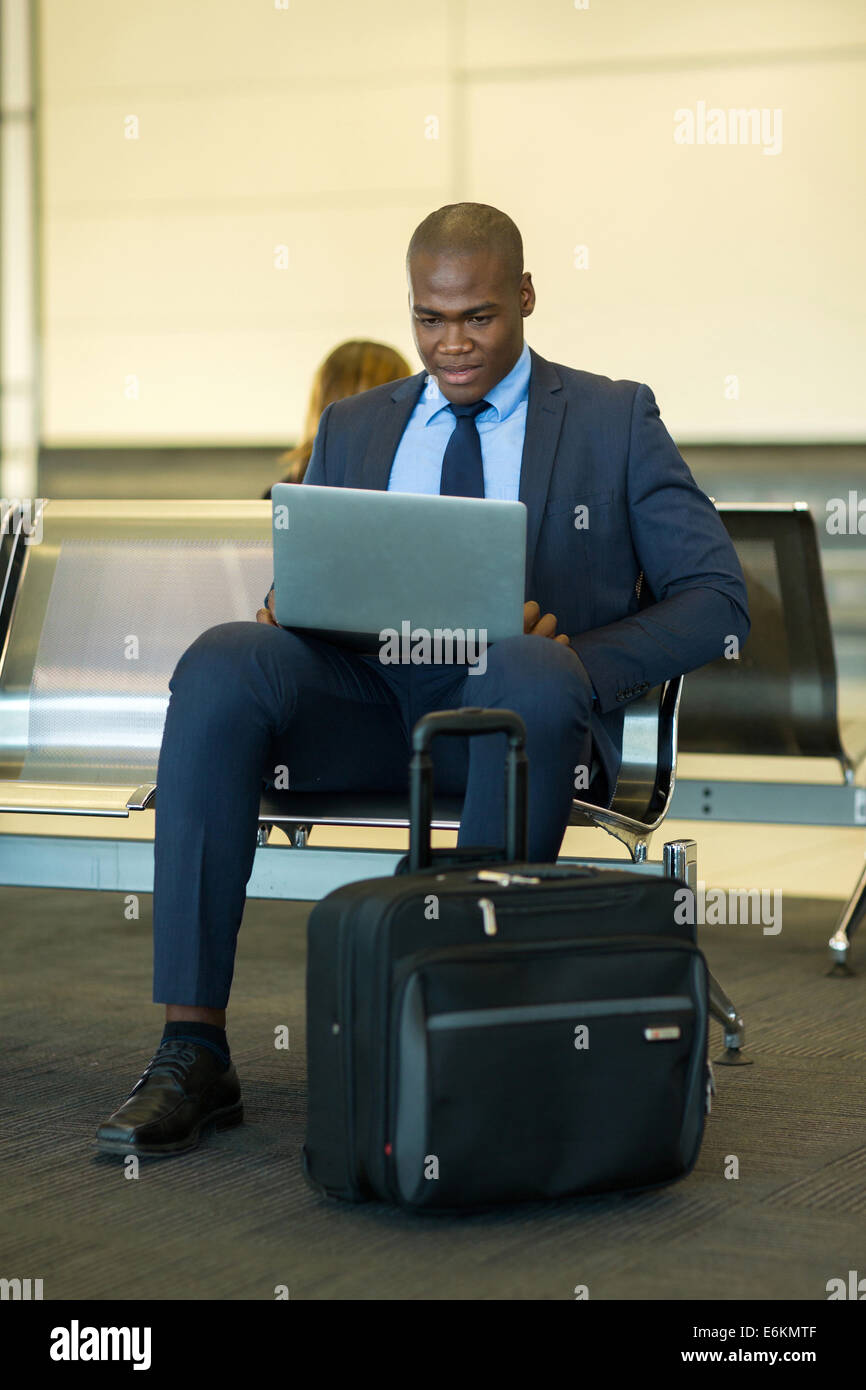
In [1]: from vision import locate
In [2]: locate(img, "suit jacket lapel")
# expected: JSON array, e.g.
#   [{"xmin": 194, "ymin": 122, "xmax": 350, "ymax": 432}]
[
  {"xmin": 354, "ymin": 372, "xmax": 427, "ymax": 490},
  {"xmin": 519, "ymin": 349, "xmax": 565, "ymax": 585}
]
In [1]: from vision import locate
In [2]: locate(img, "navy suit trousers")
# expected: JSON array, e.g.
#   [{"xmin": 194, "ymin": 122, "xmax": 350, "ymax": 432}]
[{"xmin": 152, "ymin": 622, "xmax": 595, "ymax": 1006}]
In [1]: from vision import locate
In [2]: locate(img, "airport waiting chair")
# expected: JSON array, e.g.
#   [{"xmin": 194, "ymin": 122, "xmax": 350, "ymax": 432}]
[
  {"xmin": 679, "ymin": 503, "xmax": 855, "ymax": 783},
  {"xmin": 678, "ymin": 501, "xmax": 863, "ymax": 971},
  {"xmin": 0, "ymin": 497, "xmax": 760, "ymax": 1061}
]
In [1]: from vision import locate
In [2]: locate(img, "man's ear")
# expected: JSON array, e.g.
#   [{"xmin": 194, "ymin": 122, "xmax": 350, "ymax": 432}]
[{"xmin": 520, "ymin": 272, "xmax": 536, "ymax": 318}]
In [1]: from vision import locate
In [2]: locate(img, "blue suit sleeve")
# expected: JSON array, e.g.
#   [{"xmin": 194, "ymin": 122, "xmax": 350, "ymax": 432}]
[{"xmin": 570, "ymin": 384, "xmax": 750, "ymax": 712}]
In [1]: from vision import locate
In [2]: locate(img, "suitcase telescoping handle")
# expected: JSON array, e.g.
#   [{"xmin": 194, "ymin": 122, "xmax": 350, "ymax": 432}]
[{"xmin": 408, "ymin": 707, "xmax": 529, "ymax": 872}]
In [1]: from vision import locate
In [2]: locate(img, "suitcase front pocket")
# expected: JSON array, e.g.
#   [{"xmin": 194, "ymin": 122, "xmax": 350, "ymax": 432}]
[{"xmin": 388, "ymin": 946, "xmax": 705, "ymax": 1209}]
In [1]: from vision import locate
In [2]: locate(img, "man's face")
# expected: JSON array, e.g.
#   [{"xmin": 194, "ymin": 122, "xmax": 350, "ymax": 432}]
[{"xmin": 408, "ymin": 249, "xmax": 535, "ymax": 404}]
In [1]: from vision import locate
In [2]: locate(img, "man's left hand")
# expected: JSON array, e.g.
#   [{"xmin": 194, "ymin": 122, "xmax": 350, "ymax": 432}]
[{"xmin": 524, "ymin": 600, "xmax": 570, "ymax": 645}]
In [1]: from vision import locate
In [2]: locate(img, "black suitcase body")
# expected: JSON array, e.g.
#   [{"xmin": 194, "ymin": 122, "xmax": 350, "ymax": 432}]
[{"xmin": 304, "ymin": 708, "xmax": 709, "ymax": 1211}]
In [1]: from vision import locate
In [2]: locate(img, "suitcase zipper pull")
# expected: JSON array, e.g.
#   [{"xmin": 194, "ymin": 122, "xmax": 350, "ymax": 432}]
[{"xmin": 478, "ymin": 898, "xmax": 499, "ymax": 936}]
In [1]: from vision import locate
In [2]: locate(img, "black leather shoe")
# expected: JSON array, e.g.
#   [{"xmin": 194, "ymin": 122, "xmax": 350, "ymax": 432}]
[{"xmin": 96, "ymin": 1039, "xmax": 243, "ymax": 1157}]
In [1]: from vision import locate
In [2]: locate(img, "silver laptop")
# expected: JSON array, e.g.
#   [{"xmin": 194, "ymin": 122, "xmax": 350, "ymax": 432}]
[{"xmin": 271, "ymin": 483, "xmax": 526, "ymax": 652}]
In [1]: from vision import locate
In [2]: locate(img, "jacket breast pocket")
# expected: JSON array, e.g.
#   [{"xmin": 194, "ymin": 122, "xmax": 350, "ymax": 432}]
[{"xmin": 544, "ymin": 489, "xmax": 617, "ymax": 520}]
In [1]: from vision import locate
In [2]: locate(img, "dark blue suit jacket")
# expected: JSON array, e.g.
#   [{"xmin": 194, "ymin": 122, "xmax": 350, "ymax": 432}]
[{"xmin": 303, "ymin": 346, "xmax": 750, "ymax": 806}]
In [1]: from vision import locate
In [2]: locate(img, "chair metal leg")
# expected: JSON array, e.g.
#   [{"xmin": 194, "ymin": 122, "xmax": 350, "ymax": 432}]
[
  {"xmin": 828, "ymin": 857, "xmax": 866, "ymax": 975},
  {"xmin": 708, "ymin": 970, "xmax": 753, "ymax": 1066},
  {"xmin": 589, "ymin": 816, "xmax": 649, "ymax": 862},
  {"xmin": 256, "ymin": 821, "xmax": 313, "ymax": 847},
  {"xmin": 663, "ymin": 839, "xmax": 697, "ymax": 890},
  {"xmin": 663, "ymin": 839, "xmax": 752, "ymax": 1066}
]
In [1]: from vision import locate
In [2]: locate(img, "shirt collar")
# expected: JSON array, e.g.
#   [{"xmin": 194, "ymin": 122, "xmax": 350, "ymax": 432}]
[{"xmin": 420, "ymin": 341, "xmax": 531, "ymax": 426}]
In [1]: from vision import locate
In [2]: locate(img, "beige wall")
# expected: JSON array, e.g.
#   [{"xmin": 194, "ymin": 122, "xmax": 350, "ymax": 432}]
[{"xmin": 38, "ymin": 0, "xmax": 866, "ymax": 446}]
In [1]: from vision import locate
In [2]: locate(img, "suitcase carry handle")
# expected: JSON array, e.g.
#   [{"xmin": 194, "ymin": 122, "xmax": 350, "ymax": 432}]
[{"xmin": 408, "ymin": 707, "xmax": 529, "ymax": 872}]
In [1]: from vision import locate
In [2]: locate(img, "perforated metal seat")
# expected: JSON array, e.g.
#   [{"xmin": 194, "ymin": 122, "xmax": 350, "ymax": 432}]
[
  {"xmin": 0, "ymin": 498, "xmax": 681, "ymax": 861},
  {"xmin": 0, "ymin": 497, "xmax": 750, "ymax": 1061}
]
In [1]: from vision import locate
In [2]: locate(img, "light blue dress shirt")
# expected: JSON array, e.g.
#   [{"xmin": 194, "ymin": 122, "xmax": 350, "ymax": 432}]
[{"xmin": 388, "ymin": 341, "xmax": 531, "ymax": 498}]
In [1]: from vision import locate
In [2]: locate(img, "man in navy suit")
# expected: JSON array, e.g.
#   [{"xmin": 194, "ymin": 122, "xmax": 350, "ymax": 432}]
[{"xmin": 97, "ymin": 203, "xmax": 749, "ymax": 1157}]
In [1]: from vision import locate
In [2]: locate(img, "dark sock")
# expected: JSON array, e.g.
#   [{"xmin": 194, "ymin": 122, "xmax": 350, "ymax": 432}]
[{"xmin": 161, "ymin": 1020, "xmax": 230, "ymax": 1069}]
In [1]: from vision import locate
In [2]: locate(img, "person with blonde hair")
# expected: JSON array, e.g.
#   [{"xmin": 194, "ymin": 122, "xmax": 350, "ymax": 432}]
[{"xmin": 264, "ymin": 339, "xmax": 412, "ymax": 494}]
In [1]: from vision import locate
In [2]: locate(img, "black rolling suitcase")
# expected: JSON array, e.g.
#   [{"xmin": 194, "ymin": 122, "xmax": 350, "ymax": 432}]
[{"xmin": 303, "ymin": 708, "xmax": 710, "ymax": 1211}]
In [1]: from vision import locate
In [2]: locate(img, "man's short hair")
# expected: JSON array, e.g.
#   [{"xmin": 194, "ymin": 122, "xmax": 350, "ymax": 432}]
[{"xmin": 407, "ymin": 203, "xmax": 524, "ymax": 284}]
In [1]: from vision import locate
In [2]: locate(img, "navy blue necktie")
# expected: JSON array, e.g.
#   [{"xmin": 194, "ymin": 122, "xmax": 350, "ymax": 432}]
[{"xmin": 439, "ymin": 399, "xmax": 490, "ymax": 498}]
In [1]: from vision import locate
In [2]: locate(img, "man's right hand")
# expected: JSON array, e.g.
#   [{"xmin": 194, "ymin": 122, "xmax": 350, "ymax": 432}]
[{"xmin": 256, "ymin": 588, "xmax": 278, "ymax": 626}]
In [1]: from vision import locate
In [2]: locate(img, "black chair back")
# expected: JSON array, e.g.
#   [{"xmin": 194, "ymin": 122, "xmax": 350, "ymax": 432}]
[{"xmin": 678, "ymin": 504, "xmax": 851, "ymax": 775}]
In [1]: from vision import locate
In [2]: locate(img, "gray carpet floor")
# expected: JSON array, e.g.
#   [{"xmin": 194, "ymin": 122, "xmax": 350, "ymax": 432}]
[{"xmin": 1, "ymin": 885, "xmax": 864, "ymax": 1301}]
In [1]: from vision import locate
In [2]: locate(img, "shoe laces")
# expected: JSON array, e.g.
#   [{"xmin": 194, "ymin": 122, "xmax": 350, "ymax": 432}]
[{"xmin": 138, "ymin": 1040, "xmax": 201, "ymax": 1089}]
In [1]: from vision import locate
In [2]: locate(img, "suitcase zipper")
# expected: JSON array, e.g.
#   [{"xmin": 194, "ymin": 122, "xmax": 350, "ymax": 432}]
[
  {"xmin": 391, "ymin": 932, "xmax": 703, "ymax": 988},
  {"xmin": 426, "ymin": 994, "xmax": 694, "ymax": 1031},
  {"xmin": 402, "ymin": 879, "xmax": 689, "ymax": 927},
  {"xmin": 471, "ymin": 866, "xmax": 601, "ymax": 886},
  {"xmin": 337, "ymin": 901, "xmax": 363, "ymax": 1199}
]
